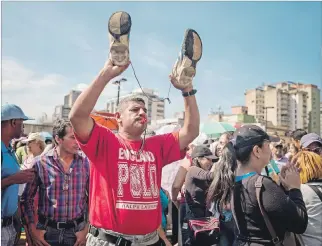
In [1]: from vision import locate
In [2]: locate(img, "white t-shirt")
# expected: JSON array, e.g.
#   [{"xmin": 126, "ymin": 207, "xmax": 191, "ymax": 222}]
[
  {"xmin": 300, "ymin": 182, "xmax": 322, "ymax": 246},
  {"xmin": 18, "ymin": 155, "xmax": 34, "ymax": 196}
]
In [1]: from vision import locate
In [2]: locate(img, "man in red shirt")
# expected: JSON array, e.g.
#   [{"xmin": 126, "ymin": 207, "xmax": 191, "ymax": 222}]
[
  {"xmin": 70, "ymin": 25, "xmax": 200, "ymax": 245},
  {"xmin": 70, "ymin": 57, "xmax": 199, "ymax": 245}
]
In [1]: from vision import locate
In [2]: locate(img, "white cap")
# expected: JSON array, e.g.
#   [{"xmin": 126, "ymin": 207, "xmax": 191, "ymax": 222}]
[{"xmin": 22, "ymin": 132, "xmax": 45, "ymax": 144}]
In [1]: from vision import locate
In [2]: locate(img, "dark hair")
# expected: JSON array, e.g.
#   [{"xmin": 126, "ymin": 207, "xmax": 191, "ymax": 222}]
[
  {"xmin": 291, "ymin": 129, "xmax": 307, "ymax": 141},
  {"xmin": 192, "ymin": 157, "xmax": 202, "ymax": 168},
  {"xmin": 289, "ymin": 143, "xmax": 299, "ymax": 152},
  {"xmin": 207, "ymin": 140, "xmax": 264, "ymax": 212},
  {"xmin": 117, "ymin": 96, "xmax": 146, "ymax": 113},
  {"xmin": 52, "ymin": 119, "xmax": 72, "ymax": 146}
]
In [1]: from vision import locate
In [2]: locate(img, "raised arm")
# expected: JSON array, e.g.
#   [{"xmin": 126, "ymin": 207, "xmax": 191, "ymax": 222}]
[
  {"xmin": 179, "ymin": 89, "xmax": 199, "ymax": 150},
  {"xmin": 69, "ymin": 60, "xmax": 129, "ymax": 143},
  {"xmin": 169, "ymin": 75, "xmax": 200, "ymax": 151}
]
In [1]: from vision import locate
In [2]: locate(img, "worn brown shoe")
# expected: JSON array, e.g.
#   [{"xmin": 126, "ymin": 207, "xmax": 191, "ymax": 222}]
[
  {"xmin": 171, "ymin": 29, "xmax": 203, "ymax": 88},
  {"xmin": 108, "ymin": 11, "xmax": 132, "ymax": 66}
]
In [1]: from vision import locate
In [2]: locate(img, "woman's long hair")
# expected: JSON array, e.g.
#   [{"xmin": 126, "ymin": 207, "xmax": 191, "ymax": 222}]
[
  {"xmin": 207, "ymin": 140, "xmax": 264, "ymax": 212},
  {"xmin": 192, "ymin": 157, "xmax": 202, "ymax": 168},
  {"xmin": 206, "ymin": 142, "xmax": 237, "ymax": 212}
]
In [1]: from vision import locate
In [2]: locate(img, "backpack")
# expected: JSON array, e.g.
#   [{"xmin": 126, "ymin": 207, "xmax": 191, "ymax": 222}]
[{"xmin": 231, "ymin": 176, "xmax": 303, "ymax": 246}]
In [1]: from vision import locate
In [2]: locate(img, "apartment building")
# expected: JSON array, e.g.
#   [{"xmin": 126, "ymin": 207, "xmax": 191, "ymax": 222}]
[
  {"xmin": 245, "ymin": 82, "xmax": 320, "ymax": 134},
  {"xmin": 52, "ymin": 90, "xmax": 82, "ymax": 121},
  {"xmin": 244, "ymin": 88, "xmax": 265, "ymax": 123},
  {"xmin": 52, "ymin": 105, "xmax": 71, "ymax": 121},
  {"xmin": 64, "ymin": 90, "xmax": 82, "ymax": 108},
  {"xmin": 106, "ymin": 88, "xmax": 165, "ymax": 124}
]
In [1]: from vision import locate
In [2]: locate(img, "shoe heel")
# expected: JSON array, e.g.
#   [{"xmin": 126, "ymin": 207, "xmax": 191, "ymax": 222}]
[
  {"xmin": 108, "ymin": 11, "xmax": 131, "ymax": 66},
  {"xmin": 110, "ymin": 43, "xmax": 129, "ymax": 66}
]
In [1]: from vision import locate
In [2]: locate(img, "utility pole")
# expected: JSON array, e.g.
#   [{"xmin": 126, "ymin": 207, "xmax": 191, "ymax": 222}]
[
  {"xmin": 113, "ymin": 78, "xmax": 127, "ymax": 106},
  {"xmin": 263, "ymin": 106, "xmax": 274, "ymax": 131}
]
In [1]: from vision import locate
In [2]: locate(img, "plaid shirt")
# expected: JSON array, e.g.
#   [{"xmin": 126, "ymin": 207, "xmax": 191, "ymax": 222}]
[{"xmin": 21, "ymin": 148, "xmax": 89, "ymax": 224}]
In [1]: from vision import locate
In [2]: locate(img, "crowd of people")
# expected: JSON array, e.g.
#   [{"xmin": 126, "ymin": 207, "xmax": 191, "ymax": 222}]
[
  {"xmin": 2, "ymin": 102, "xmax": 322, "ymax": 246},
  {"xmin": 171, "ymin": 129, "xmax": 322, "ymax": 246},
  {"xmin": 2, "ymin": 11, "xmax": 322, "ymax": 246}
]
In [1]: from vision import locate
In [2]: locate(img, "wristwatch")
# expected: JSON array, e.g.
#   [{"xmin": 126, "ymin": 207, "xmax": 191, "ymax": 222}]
[{"xmin": 182, "ymin": 89, "xmax": 197, "ymax": 97}]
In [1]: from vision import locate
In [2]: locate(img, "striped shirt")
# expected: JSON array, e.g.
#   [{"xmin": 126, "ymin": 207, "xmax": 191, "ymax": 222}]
[{"xmin": 21, "ymin": 148, "xmax": 89, "ymax": 224}]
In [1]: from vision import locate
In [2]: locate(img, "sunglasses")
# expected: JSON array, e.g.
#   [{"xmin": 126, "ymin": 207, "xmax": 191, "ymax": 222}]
[
  {"xmin": 305, "ymin": 147, "xmax": 322, "ymax": 155},
  {"xmin": 204, "ymin": 157, "xmax": 217, "ymax": 162}
]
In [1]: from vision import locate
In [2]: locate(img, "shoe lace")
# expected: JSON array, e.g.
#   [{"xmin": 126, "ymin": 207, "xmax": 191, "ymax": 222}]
[{"xmin": 130, "ymin": 62, "xmax": 172, "ymax": 104}]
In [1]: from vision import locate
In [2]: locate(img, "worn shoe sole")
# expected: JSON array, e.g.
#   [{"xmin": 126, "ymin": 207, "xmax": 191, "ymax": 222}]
[
  {"xmin": 108, "ymin": 11, "xmax": 132, "ymax": 66},
  {"xmin": 172, "ymin": 29, "xmax": 203, "ymax": 88}
]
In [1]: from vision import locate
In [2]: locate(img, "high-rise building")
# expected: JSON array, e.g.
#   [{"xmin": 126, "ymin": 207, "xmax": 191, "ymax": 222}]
[
  {"xmin": 106, "ymin": 88, "xmax": 165, "ymax": 124},
  {"xmin": 288, "ymin": 90, "xmax": 308, "ymax": 131},
  {"xmin": 244, "ymin": 88, "xmax": 265, "ymax": 123},
  {"xmin": 245, "ymin": 82, "xmax": 320, "ymax": 134},
  {"xmin": 52, "ymin": 90, "xmax": 81, "ymax": 122},
  {"xmin": 64, "ymin": 90, "xmax": 82, "ymax": 108},
  {"xmin": 52, "ymin": 105, "xmax": 71, "ymax": 122}
]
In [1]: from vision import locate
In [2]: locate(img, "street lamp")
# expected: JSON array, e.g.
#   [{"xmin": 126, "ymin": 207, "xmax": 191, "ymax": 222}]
[
  {"xmin": 112, "ymin": 78, "xmax": 127, "ymax": 106},
  {"xmin": 263, "ymin": 106, "xmax": 274, "ymax": 131}
]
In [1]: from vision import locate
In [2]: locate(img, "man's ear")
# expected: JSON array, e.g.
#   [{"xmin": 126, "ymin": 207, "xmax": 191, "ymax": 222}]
[
  {"xmin": 115, "ymin": 112, "xmax": 121, "ymax": 124},
  {"xmin": 54, "ymin": 135, "xmax": 61, "ymax": 145},
  {"xmin": 10, "ymin": 119, "xmax": 16, "ymax": 127}
]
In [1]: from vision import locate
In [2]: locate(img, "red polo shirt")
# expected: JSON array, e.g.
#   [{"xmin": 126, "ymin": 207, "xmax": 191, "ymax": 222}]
[{"xmin": 75, "ymin": 122, "xmax": 183, "ymax": 235}]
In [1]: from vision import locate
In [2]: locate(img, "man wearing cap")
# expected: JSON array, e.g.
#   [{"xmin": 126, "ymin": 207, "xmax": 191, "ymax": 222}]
[
  {"xmin": 1, "ymin": 104, "xmax": 35, "ymax": 246},
  {"xmin": 301, "ymin": 133, "xmax": 322, "ymax": 157}
]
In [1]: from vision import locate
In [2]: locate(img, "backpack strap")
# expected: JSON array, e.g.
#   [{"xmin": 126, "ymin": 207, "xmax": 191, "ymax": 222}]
[
  {"xmin": 255, "ymin": 176, "xmax": 283, "ymax": 246},
  {"xmin": 230, "ymin": 189, "xmax": 241, "ymax": 234},
  {"xmin": 308, "ymin": 185, "xmax": 322, "ymax": 202}
]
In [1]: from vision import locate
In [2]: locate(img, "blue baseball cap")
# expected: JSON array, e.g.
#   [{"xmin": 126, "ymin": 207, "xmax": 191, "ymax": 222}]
[
  {"xmin": 300, "ymin": 133, "xmax": 322, "ymax": 148},
  {"xmin": 1, "ymin": 104, "xmax": 34, "ymax": 121}
]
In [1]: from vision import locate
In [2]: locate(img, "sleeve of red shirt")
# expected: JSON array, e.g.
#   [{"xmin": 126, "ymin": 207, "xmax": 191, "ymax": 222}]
[
  {"xmin": 158, "ymin": 131, "xmax": 186, "ymax": 167},
  {"xmin": 74, "ymin": 121, "xmax": 114, "ymax": 164}
]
